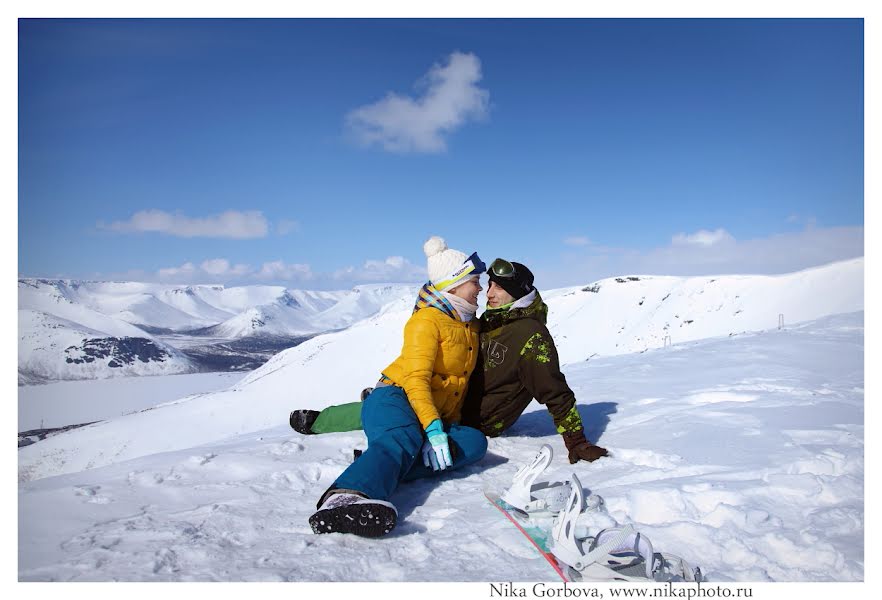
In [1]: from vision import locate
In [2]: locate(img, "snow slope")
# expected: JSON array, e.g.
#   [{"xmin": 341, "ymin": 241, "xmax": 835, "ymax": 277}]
[
  {"xmin": 544, "ymin": 257, "xmax": 864, "ymax": 363},
  {"xmin": 18, "ymin": 311, "xmax": 864, "ymax": 581},
  {"xmin": 18, "ymin": 280, "xmax": 164, "ymax": 338}
]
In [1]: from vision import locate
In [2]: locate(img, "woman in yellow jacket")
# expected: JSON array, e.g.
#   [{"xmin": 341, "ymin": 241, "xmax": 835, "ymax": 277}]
[{"xmin": 309, "ymin": 237, "xmax": 488, "ymax": 537}]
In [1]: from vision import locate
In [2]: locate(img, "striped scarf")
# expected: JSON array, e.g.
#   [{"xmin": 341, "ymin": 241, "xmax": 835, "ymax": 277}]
[{"xmin": 413, "ymin": 282, "xmax": 460, "ymax": 321}]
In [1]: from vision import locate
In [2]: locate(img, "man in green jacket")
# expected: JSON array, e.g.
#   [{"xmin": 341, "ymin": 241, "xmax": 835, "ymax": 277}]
[{"xmin": 289, "ymin": 258, "xmax": 608, "ymax": 464}]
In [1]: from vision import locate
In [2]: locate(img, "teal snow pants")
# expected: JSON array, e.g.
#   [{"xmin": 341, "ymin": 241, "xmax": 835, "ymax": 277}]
[{"xmin": 331, "ymin": 385, "xmax": 487, "ymax": 500}]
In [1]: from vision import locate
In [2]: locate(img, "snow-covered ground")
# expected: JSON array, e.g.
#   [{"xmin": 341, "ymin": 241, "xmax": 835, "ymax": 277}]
[
  {"xmin": 18, "ymin": 372, "xmax": 245, "ymax": 431},
  {"xmin": 18, "ymin": 311, "xmax": 864, "ymax": 581}
]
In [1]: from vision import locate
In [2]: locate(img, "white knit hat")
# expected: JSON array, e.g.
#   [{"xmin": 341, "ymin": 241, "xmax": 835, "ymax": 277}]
[{"xmin": 424, "ymin": 236, "xmax": 479, "ymax": 292}]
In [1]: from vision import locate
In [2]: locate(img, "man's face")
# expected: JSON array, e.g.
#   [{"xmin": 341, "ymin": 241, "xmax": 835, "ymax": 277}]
[{"xmin": 486, "ymin": 280, "xmax": 515, "ymax": 309}]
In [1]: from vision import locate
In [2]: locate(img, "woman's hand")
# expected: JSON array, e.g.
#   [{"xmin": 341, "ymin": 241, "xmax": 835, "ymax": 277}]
[{"xmin": 422, "ymin": 419, "xmax": 453, "ymax": 470}]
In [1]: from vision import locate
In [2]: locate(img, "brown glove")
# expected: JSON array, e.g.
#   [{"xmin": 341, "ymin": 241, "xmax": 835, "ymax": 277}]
[{"xmin": 562, "ymin": 429, "xmax": 608, "ymax": 464}]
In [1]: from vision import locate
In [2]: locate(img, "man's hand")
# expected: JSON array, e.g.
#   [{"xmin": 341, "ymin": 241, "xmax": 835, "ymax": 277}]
[
  {"xmin": 562, "ymin": 429, "xmax": 608, "ymax": 464},
  {"xmin": 567, "ymin": 443, "xmax": 608, "ymax": 463}
]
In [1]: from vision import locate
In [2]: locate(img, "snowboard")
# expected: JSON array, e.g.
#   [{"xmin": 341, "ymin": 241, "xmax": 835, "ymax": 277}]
[{"xmin": 484, "ymin": 488, "xmax": 578, "ymax": 582}]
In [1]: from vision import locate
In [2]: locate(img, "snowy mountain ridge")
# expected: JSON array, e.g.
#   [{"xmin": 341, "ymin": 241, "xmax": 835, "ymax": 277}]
[
  {"xmin": 18, "ymin": 279, "xmax": 414, "ymax": 333},
  {"xmin": 17, "ymin": 279, "xmax": 419, "ymax": 383}
]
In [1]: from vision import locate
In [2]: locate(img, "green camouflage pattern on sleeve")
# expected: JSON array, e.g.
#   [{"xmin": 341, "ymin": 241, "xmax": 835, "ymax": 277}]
[
  {"xmin": 520, "ymin": 332, "xmax": 552, "ymax": 363},
  {"xmin": 555, "ymin": 406, "xmax": 584, "ymax": 434}
]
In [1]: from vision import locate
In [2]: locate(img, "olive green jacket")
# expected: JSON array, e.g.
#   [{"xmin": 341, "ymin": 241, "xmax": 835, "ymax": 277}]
[{"xmin": 460, "ymin": 292, "xmax": 584, "ymax": 437}]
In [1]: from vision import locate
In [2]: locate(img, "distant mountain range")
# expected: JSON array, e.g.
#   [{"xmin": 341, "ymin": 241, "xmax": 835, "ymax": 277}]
[
  {"xmin": 18, "ymin": 258, "xmax": 863, "ymax": 386},
  {"xmin": 17, "ymin": 280, "xmax": 418, "ymax": 384}
]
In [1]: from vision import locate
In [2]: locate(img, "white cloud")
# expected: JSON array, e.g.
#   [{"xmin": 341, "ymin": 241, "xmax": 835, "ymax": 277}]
[
  {"xmin": 102, "ymin": 210, "xmax": 269, "ymax": 239},
  {"xmin": 256, "ymin": 260, "xmax": 313, "ymax": 281},
  {"xmin": 786, "ymin": 214, "xmax": 818, "ymax": 229},
  {"xmin": 154, "ymin": 258, "xmax": 314, "ymax": 284},
  {"xmin": 200, "ymin": 258, "xmax": 231, "ymax": 275},
  {"xmin": 146, "ymin": 254, "xmax": 423, "ymax": 287},
  {"xmin": 564, "ymin": 236, "xmax": 591, "ymax": 247},
  {"xmin": 345, "ymin": 51, "xmax": 490, "ymax": 153},
  {"xmin": 200, "ymin": 259, "xmax": 250, "ymax": 276},
  {"xmin": 546, "ymin": 225, "xmax": 864, "ymax": 288},
  {"xmin": 334, "ymin": 256, "xmax": 425, "ymax": 283},
  {"xmin": 157, "ymin": 262, "xmax": 197, "ymax": 280},
  {"xmin": 672, "ymin": 228, "xmax": 736, "ymax": 247}
]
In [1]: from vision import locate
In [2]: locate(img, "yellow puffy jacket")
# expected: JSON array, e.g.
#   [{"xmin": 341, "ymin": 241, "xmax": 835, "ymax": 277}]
[{"xmin": 382, "ymin": 307, "xmax": 480, "ymax": 429}]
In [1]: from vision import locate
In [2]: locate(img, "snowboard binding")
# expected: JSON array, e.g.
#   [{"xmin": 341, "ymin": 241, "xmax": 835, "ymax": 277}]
[
  {"xmin": 500, "ymin": 444, "xmax": 703, "ymax": 583},
  {"xmin": 501, "ymin": 444, "xmax": 573, "ymax": 517}
]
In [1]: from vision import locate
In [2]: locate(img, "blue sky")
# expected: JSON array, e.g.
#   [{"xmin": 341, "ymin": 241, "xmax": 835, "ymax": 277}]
[{"xmin": 18, "ymin": 18, "xmax": 864, "ymax": 290}]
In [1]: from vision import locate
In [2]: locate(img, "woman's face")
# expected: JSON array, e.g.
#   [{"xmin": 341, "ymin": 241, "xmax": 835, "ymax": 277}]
[{"xmin": 449, "ymin": 277, "xmax": 482, "ymax": 305}]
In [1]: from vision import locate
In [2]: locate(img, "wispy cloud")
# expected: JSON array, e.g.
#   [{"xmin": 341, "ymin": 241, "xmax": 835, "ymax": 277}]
[
  {"xmin": 154, "ymin": 258, "xmax": 310, "ymax": 284},
  {"xmin": 101, "ymin": 210, "xmax": 269, "ymax": 239},
  {"xmin": 345, "ymin": 51, "xmax": 490, "ymax": 153},
  {"xmin": 334, "ymin": 256, "xmax": 425, "ymax": 283},
  {"xmin": 563, "ymin": 236, "xmax": 591, "ymax": 247},
  {"xmin": 199, "ymin": 258, "xmax": 251, "ymax": 277},
  {"xmin": 548, "ymin": 225, "xmax": 864, "ymax": 287},
  {"xmin": 112, "ymin": 254, "xmax": 424, "ymax": 287},
  {"xmin": 157, "ymin": 262, "xmax": 197, "ymax": 280},
  {"xmin": 672, "ymin": 228, "xmax": 736, "ymax": 247},
  {"xmin": 256, "ymin": 260, "xmax": 313, "ymax": 281},
  {"xmin": 786, "ymin": 214, "xmax": 818, "ymax": 229}
]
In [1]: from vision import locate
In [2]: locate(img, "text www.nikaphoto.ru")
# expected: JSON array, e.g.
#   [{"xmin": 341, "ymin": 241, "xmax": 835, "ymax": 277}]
[{"xmin": 610, "ymin": 582, "xmax": 753, "ymax": 598}]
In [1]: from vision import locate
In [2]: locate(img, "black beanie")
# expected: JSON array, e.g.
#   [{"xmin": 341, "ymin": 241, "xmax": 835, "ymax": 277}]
[{"xmin": 489, "ymin": 261, "xmax": 535, "ymax": 300}]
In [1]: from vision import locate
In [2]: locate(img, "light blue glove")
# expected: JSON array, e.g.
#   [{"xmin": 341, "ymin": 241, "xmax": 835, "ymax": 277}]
[{"xmin": 422, "ymin": 419, "xmax": 453, "ymax": 471}]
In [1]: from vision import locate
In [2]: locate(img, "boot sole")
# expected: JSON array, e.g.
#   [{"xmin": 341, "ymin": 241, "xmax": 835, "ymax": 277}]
[
  {"xmin": 309, "ymin": 501, "xmax": 397, "ymax": 537},
  {"xmin": 289, "ymin": 411, "xmax": 318, "ymax": 435}
]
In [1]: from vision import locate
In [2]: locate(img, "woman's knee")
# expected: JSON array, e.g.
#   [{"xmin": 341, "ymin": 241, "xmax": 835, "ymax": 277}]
[
  {"xmin": 451, "ymin": 426, "xmax": 488, "ymax": 464},
  {"xmin": 377, "ymin": 422, "xmax": 424, "ymax": 457},
  {"xmin": 362, "ymin": 386, "xmax": 420, "ymax": 435}
]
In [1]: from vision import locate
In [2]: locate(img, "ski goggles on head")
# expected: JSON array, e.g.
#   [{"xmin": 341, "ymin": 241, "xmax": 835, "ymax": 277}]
[
  {"xmin": 489, "ymin": 258, "xmax": 517, "ymax": 279},
  {"xmin": 434, "ymin": 251, "xmax": 487, "ymax": 290}
]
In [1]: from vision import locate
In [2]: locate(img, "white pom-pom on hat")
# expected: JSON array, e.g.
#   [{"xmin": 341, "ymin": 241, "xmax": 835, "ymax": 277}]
[
  {"xmin": 423, "ymin": 235, "xmax": 471, "ymax": 291},
  {"xmin": 423, "ymin": 235, "xmax": 448, "ymax": 258}
]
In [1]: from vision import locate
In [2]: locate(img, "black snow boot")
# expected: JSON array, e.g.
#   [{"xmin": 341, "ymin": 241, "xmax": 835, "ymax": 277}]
[
  {"xmin": 309, "ymin": 488, "xmax": 397, "ymax": 537},
  {"xmin": 289, "ymin": 409, "xmax": 320, "ymax": 435}
]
